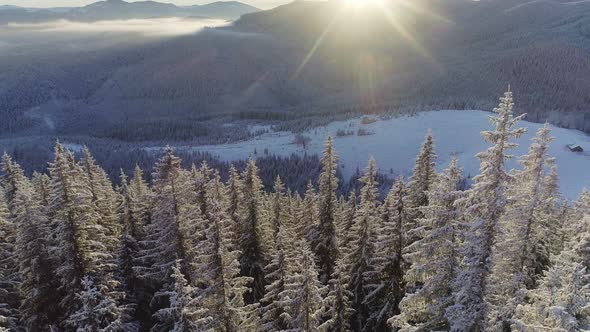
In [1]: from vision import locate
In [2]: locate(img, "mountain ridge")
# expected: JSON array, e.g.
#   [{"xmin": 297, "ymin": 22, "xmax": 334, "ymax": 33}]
[{"xmin": 0, "ymin": 0, "xmax": 259, "ymax": 22}]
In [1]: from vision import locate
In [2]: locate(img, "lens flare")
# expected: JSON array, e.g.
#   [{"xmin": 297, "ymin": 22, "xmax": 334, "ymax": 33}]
[{"xmin": 343, "ymin": 0, "xmax": 382, "ymax": 8}]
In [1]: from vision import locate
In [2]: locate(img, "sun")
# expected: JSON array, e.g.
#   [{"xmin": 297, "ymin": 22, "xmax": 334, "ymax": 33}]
[{"xmin": 342, "ymin": 0, "xmax": 383, "ymax": 8}]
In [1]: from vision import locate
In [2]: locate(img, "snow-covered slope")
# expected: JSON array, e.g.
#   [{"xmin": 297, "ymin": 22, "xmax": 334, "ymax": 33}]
[{"xmin": 184, "ymin": 110, "xmax": 590, "ymax": 199}]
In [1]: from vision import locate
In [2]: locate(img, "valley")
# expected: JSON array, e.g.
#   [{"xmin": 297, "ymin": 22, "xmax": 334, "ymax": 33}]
[{"xmin": 149, "ymin": 110, "xmax": 590, "ymax": 199}]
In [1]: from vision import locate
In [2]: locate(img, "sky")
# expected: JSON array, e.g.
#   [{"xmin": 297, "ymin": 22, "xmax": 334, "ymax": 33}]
[{"xmin": 0, "ymin": 0, "xmax": 289, "ymax": 9}]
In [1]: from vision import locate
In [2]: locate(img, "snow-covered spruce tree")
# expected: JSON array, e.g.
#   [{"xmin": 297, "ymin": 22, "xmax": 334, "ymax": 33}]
[
  {"xmin": 126, "ymin": 165, "xmax": 155, "ymax": 327},
  {"xmin": 47, "ymin": 144, "xmax": 125, "ymax": 329},
  {"xmin": 391, "ymin": 157, "xmax": 464, "ymax": 331},
  {"xmin": 485, "ymin": 124, "xmax": 558, "ymax": 329},
  {"xmin": 134, "ymin": 147, "xmax": 202, "ymax": 327},
  {"xmin": 118, "ymin": 167, "xmax": 155, "ymax": 327},
  {"xmin": 445, "ymin": 90, "xmax": 526, "ymax": 331},
  {"xmin": 31, "ymin": 171, "xmax": 51, "ymax": 208},
  {"xmin": 365, "ymin": 176, "xmax": 407, "ymax": 331},
  {"xmin": 320, "ymin": 258, "xmax": 353, "ymax": 332},
  {"xmin": 288, "ymin": 191, "xmax": 303, "ymax": 235},
  {"xmin": 192, "ymin": 174, "xmax": 259, "ymax": 331},
  {"xmin": 337, "ymin": 191, "xmax": 357, "ymax": 256},
  {"xmin": 239, "ymin": 159, "xmax": 268, "ymax": 303},
  {"xmin": 299, "ymin": 181, "xmax": 320, "ymax": 249},
  {"xmin": 0, "ymin": 185, "xmax": 19, "ymax": 330},
  {"xmin": 260, "ymin": 210, "xmax": 295, "ymax": 331},
  {"xmin": 534, "ymin": 165, "xmax": 566, "ymax": 260},
  {"xmin": 512, "ymin": 215, "xmax": 590, "ymax": 331},
  {"xmin": 152, "ymin": 262, "xmax": 202, "ymax": 331},
  {"xmin": 346, "ymin": 158, "xmax": 380, "ymax": 331},
  {"xmin": 2, "ymin": 157, "xmax": 59, "ymax": 330},
  {"xmin": 190, "ymin": 161, "xmax": 212, "ymax": 217},
  {"xmin": 269, "ymin": 175, "xmax": 288, "ymax": 242},
  {"xmin": 315, "ymin": 136, "xmax": 340, "ymax": 284},
  {"xmin": 79, "ymin": 147, "xmax": 122, "ymax": 254},
  {"xmin": 404, "ymin": 133, "xmax": 437, "ymax": 247},
  {"xmin": 1, "ymin": 153, "xmax": 26, "ymax": 205},
  {"xmin": 118, "ymin": 169, "xmax": 144, "ymax": 295},
  {"xmin": 66, "ymin": 276, "xmax": 132, "ymax": 331},
  {"xmin": 226, "ymin": 165, "xmax": 243, "ymax": 249},
  {"xmin": 576, "ymin": 189, "xmax": 590, "ymax": 215},
  {"xmin": 281, "ymin": 241, "xmax": 327, "ymax": 331}
]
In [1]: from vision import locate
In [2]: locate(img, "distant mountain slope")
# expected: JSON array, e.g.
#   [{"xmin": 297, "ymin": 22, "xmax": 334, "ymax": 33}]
[
  {"xmin": 87, "ymin": 0, "xmax": 590, "ymax": 130},
  {"xmin": 0, "ymin": 0, "xmax": 259, "ymax": 22},
  {"xmin": 228, "ymin": 0, "xmax": 590, "ymax": 129},
  {"xmin": 1, "ymin": 0, "xmax": 590, "ymax": 140},
  {"xmin": 184, "ymin": 1, "xmax": 260, "ymax": 19}
]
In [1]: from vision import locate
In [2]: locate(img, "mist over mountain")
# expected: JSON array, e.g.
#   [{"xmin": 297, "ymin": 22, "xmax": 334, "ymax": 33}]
[{"xmin": 0, "ymin": 0, "xmax": 259, "ymax": 22}]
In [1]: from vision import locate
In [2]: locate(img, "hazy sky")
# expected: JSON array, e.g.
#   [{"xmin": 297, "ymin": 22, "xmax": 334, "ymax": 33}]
[{"xmin": 0, "ymin": 0, "xmax": 289, "ymax": 9}]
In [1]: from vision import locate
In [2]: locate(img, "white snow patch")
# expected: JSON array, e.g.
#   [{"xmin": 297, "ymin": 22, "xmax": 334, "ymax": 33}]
[
  {"xmin": 247, "ymin": 124, "xmax": 273, "ymax": 134},
  {"xmin": 161, "ymin": 110, "xmax": 590, "ymax": 199}
]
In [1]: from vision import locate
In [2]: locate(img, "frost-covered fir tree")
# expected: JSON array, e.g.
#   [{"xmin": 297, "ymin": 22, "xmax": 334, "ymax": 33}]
[
  {"xmin": 128, "ymin": 165, "xmax": 155, "ymax": 325},
  {"xmin": 47, "ymin": 144, "xmax": 124, "ymax": 327},
  {"xmin": 2, "ymin": 157, "xmax": 58, "ymax": 330},
  {"xmin": 0, "ymin": 186, "xmax": 19, "ymax": 330},
  {"xmin": 392, "ymin": 157, "xmax": 464, "ymax": 331},
  {"xmin": 31, "ymin": 171, "xmax": 51, "ymax": 208},
  {"xmin": 346, "ymin": 158, "xmax": 380, "ymax": 331},
  {"xmin": 300, "ymin": 181, "xmax": 320, "ymax": 250},
  {"xmin": 152, "ymin": 262, "xmax": 202, "ymax": 332},
  {"xmin": 281, "ymin": 241, "xmax": 326, "ymax": 332},
  {"xmin": 512, "ymin": 215, "xmax": 590, "ymax": 331},
  {"xmin": 260, "ymin": 213, "xmax": 294, "ymax": 331},
  {"xmin": 80, "ymin": 147, "xmax": 122, "ymax": 255},
  {"xmin": 336, "ymin": 191, "xmax": 356, "ymax": 256},
  {"xmin": 576, "ymin": 190, "xmax": 590, "ymax": 215},
  {"xmin": 404, "ymin": 133, "xmax": 437, "ymax": 246},
  {"xmin": 192, "ymin": 174, "xmax": 259, "ymax": 331},
  {"xmin": 118, "ymin": 166, "xmax": 153, "ymax": 327},
  {"xmin": 269, "ymin": 175, "xmax": 288, "ymax": 243},
  {"xmin": 239, "ymin": 159, "xmax": 268, "ymax": 303},
  {"xmin": 320, "ymin": 259, "xmax": 353, "ymax": 332},
  {"xmin": 485, "ymin": 124, "xmax": 558, "ymax": 329},
  {"xmin": 1, "ymin": 153, "xmax": 26, "ymax": 204},
  {"xmin": 118, "ymin": 170, "xmax": 135, "ymax": 288},
  {"xmin": 136, "ymin": 147, "xmax": 199, "ymax": 283},
  {"xmin": 541, "ymin": 166, "xmax": 566, "ymax": 258},
  {"xmin": 315, "ymin": 136, "xmax": 340, "ymax": 284},
  {"xmin": 190, "ymin": 161, "xmax": 213, "ymax": 217},
  {"xmin": 135, "ymin": 147, "xmax": 202, "ymax": 324},
  {"xmin": 365, "ymin": 176, "xmax": 407, "ymax": 331},
  {"xmin": 446, "ymin": 90, "xmax": 526, "ymax": 331},
  {"xmin": 66, "ymin": 276, "xmax": 133, "ymax": 331},
  {"xmin": 226, "ymin": 165, "xmax": 243, "ymax": 248}
]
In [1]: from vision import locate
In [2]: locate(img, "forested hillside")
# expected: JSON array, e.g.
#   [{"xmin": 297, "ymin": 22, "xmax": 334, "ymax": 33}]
[
  {"xmin": 0, "ymin": 91, "xmax": 588, "ymax": 331},
  {"xmin": 2, "ymin": 0, "xmax": 590, "ymax": 144}
]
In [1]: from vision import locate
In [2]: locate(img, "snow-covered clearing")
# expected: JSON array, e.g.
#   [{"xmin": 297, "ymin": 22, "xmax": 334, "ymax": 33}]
[{"xmin": 172, "ymin": 110, "xmax": 590, "ymax": 199}]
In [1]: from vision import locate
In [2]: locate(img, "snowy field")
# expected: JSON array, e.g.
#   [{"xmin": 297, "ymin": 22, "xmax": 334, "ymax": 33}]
[{"xmin": 175, "ymin": 110, "xmax": 590, "ymax": 199}]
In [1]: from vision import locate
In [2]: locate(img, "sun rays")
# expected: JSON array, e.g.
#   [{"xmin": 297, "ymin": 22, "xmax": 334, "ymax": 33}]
[{"xmin": 294, "ymin": 0, "xmax": 451, "ymax": 77}]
